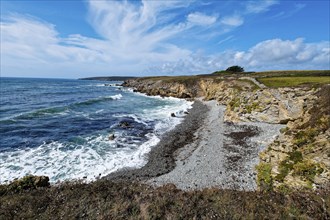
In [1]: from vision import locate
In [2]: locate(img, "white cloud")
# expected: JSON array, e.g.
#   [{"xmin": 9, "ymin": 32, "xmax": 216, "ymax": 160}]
[
  {"xmin": 1, "ymin": 1, "xmax": 328, "ymax": 78},
  {"xmin": 270, "ymin": 3, "xmax": 306, "ymax": 20},
  {"xmin": 217, "ymin": 35, "xmax": 234, "ymax": 45},
  {"xmin": 145, "ymin": 38, "xmax": 330, "ymax": 75},
  {"xmin": 86, "ymin": 0, "xmax": 192, "ymax": 58},
  {"xmin": 245, "ymin": 0, "xmax": 279, "ymax": 14},
  {"xmin": 220, "ymin": 15, "xmax": 244, "ymax": 27},
  {"xmin": 1, "ymin": 1, "xmax": 203, "ymax": 77},
  {"xmin": 187, "ymin": 12, "xmax": 217, "ymax": 26},
  {"xmin": 1, "ymin": 1, "xmax": 230, "ymax": 77}
]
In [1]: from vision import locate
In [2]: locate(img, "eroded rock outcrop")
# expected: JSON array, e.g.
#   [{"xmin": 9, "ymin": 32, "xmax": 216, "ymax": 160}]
[
  {"xmin": 257, "ymin": 85, "xmax": 330, "ymax": 191},
  {"xmin": 123, "ymin": 78, "xmax": 199, "ymax": 98},
  {"xmin": 123, "ymin": 77, "xmax": 330, "ymax": 190}
]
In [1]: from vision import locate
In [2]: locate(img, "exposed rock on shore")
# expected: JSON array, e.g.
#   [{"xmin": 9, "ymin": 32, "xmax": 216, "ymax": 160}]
[
  {"xmin": 149, "ymin": 101, "xmax": 284, "ymax": 191},
  {"xmin": 123, "ymin": 76, "xmax": 330, "ymax": 191},
  {"xmin": 258, "ymin": 85, "xmax": 330, "ymax": 191}
]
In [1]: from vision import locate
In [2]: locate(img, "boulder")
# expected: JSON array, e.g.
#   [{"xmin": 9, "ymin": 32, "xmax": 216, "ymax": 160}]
[
  {"xmin": 108, "ymin": 134, "xmax": 115, "ymax": 140},
  {"xmin": 33, "ymin": 176, "xmax": 50, "ymax": 187},
  {"xmin": 119, "ymin": 121, "xmax": 130, "ymax": 128}
]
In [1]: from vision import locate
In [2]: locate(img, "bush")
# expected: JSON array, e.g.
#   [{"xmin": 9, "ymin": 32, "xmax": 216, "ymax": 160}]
[
  {"xmin": 1, "ymin": 175, "xmax": 50, "ymax": 195},
  {"xmin": 256, "ymin": 162, "xmax": 273, "ymax": 191},
  {"xmin": 293, "ymin": 160, "xmax": 323, "ymax": 182},
  {"xmin": 226, "ymin": 65, "xmax": 244, "ymax": 73}
]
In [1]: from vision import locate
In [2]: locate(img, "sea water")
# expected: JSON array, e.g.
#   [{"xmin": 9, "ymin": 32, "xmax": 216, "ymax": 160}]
[{"xmin": 0, "ymin": 77, "xmax": 192, "ymax": 183}]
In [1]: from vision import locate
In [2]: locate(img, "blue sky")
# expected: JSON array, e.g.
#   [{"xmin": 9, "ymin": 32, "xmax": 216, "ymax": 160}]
[{"xmin": 1, "ymin": 0, "xmax": 329, "ymax": 78}]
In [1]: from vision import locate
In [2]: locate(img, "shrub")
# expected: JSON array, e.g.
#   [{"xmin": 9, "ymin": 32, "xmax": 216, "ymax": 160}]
[
  {"xmin": 1, "ymin": 175, "xmax": 50, "ymax": 195},
  {"xmin": 293, "ymin": 160, "xmax": 323, "ymax": 182},
  {"xmin": 275, "ymin": 151, "xmax": 303, "ymax": 182},
  {"xmin": 256, "ymin": 162, "xmax": 273, "ymax": 191},
  {"xmin": 226, "ymin": 65, "xmax": 244, "ymax": 73}
]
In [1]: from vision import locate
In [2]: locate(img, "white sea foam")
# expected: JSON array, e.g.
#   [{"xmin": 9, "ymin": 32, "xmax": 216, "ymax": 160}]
[
  {"xmin": 0, "ymin": 132, "xmax": 160, "ymax": 184},
  {"xmin": 113, "ymin": 113, "xmax": 149, "ymax": 126},
  {"xmin": 0, "ymin": 92, "xmax": 193, "ymax": 184},
  {"xmin": 109, "ymin": 94, "xmax": 123, "ymax": 100},
  {"xmin": 94, "ymin": 83, "xmax": 122, "ymax": 88}
]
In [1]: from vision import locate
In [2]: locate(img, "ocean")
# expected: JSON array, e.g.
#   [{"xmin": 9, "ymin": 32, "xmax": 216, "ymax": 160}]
[{"xmin": 0, "ymin": 77, "xmax": 192, "ymax": 183}]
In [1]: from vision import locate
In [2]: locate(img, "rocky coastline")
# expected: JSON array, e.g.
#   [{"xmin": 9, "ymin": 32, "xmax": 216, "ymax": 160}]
[
  {"xmin": 106, "ymin": 100, "xmax": 208, "ymax": 182},
  {"xmin": 123, "ymin": 76, "xmax": 330, "ymax": 191},
  {"xmin": 1, "ymin": 73, "xmax": 329, "ymax": 219}
]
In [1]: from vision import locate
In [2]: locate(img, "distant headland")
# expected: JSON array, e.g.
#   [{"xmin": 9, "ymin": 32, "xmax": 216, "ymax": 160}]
[{"xmin": 79, "ymin": 76, "xmax": 137, "ymax": 81}]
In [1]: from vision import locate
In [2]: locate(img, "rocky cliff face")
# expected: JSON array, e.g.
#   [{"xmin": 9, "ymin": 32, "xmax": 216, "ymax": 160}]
[
  {"xmin": 123, "ymin": 78, "xmax": 200, "ymax": 98},
  {"xmin": 123, "ymin": 77, "xmax": 330, "ymax": 190},
  {"xmin": 258, "ymin": 85, "xmax": 330, "ymax": 191},
  {"xmin": 199, "ymin": 79, "xmax": 319, "ymax": 124}
]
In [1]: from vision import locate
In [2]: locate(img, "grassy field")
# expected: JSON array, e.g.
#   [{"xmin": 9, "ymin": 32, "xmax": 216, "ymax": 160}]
[
  {"xmin": 251, "ymin": 70, "xmax": 330, "ymax": 77},
  {"xmin": 257, "ymin": 76, "xmax": 330, "ymax": 88},
  {"xmin": 138, "ymin": 70, "xmax": 330, "ymax": 83}
]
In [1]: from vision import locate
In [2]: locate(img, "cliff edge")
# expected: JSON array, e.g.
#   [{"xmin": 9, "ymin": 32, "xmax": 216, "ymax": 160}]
[{"xmin": 123, "ymin": 73, "xmax": 330, "ymax": 191}]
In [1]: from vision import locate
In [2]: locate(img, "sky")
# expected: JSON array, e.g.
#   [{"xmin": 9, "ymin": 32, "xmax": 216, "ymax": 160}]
[{"xmin": 0, "ymin": 0, "xmax": 329, "ymax": 78}]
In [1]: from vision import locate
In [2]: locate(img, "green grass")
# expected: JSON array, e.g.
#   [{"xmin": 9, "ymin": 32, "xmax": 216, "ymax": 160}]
[{"xmin": 258, "ymin": 76, "xmax": 330, "ymax": 88}]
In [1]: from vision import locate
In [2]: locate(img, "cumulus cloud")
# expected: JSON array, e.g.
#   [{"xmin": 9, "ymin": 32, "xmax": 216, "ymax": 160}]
[
  {"xmin": 1, "ymin": 1, "xmax": 328, "ymax": 78},
  {"xmin": 145, "ymin": 38, "xmax": 330, "ymax": 75}
]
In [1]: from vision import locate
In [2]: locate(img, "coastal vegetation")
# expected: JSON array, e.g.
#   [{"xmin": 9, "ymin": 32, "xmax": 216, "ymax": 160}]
[
  {"xmin": 260, "ymin": 84, "xmax": 330, "ymax": 190},
  {"xmin": 0, "ymin": 178, "xmax": 329, "ymax": 219},
  {"xmin": 225, "ymin": 65, "xmax": 245, "ymax": 73}
]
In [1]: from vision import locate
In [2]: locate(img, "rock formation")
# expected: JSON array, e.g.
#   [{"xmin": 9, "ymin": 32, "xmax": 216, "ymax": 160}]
[{"xmin": 123, "ymin": 76, "xmax": 330, "ymax": 191}]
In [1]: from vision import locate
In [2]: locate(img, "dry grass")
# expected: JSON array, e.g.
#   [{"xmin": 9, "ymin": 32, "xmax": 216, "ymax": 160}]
[{"xmin": 0, "ymin": 178, "xmax": 329, "ymax": 219}]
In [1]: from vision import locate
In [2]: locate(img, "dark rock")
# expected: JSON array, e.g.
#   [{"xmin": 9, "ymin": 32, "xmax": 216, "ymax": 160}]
[
  {"xmin": 5, "ymin": 175, "xmax": 50, "ymax": 193},
  {"xmin": 171, "ymin": 113, "xmax": 176, "ymax": 117},
  {"xmin": 33, "ymin": 176, "xmax": 50, "ymax": 188},
  {"xmin": 279, "ymin": 118, "xmax": 291, "ymax": 124},
  {"xmin": 119, "ymin": 121, "xmax": 131, "ymax": 128},
  {"xmin": 108, "ymin": 134, "xmax": 115, "ymax": 140}
]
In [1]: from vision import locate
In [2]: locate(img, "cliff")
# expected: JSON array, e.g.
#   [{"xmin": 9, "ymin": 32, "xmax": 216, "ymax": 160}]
[{"xmin": 123, "ymin": 75, "xmax": 330, "ymax": 191}]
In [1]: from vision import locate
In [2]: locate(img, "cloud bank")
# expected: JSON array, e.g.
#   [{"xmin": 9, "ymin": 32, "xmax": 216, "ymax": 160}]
[
  {"xmin": 1, "ymin": 0, "xmax": 329, "ymax": 78},
  {"xmin": 147, "ymin": 38, "xmax": 329, "ymax": 75}
]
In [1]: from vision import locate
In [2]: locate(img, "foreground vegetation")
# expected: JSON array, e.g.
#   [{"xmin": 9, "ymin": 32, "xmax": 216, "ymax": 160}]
[{"xmin": 0, "ymin": 177, "xmax": 329, "ymax": 219}]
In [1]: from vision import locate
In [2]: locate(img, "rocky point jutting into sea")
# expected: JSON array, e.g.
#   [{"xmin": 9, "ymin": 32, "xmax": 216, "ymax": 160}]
[{"xmin": 122, "ymin": 73, "xmax": 330, "ymax": 191}]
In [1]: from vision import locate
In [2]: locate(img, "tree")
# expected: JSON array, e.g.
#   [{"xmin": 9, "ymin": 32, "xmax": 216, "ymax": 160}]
[{"xmin": 226, "ymin": 65, "xmax": 244, "ymax": 73}]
